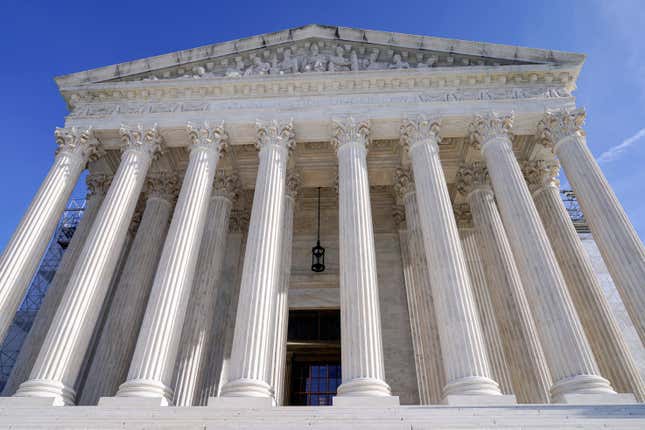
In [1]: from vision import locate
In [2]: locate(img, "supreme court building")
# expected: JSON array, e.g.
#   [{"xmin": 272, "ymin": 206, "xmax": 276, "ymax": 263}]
[{"xmin": 0, "ymin": 25, "xmax": 644, "ymax": 428}]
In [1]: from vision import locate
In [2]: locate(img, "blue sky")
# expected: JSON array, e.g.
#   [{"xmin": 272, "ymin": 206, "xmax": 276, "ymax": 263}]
[{"xmin": 0, "ymin": 0, "xmax": 644, "ymax": 250}]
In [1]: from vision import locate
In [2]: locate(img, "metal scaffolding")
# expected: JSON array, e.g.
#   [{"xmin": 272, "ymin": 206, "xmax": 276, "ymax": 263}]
[{"xmin": 0, "ymin": 198, "xmax": 86, "ymax": 392}]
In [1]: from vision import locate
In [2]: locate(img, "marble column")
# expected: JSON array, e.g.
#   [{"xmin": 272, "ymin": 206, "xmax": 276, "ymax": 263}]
[
  {"xmin": 77, "ymin": 172, "xmax": 177, "ymax": 405},
  {"xmin": 117, "ymin": 122, "xmax": 227, "ymax": 404},
  {"xmin": 14, "ymin": 125, "xmax": 161, "ymax": 405},
  {"xmin": 2, "ymin": 173, "xmax": 111, "ymax": 396},
  {"xmin": 172, "ymin": 171, "xmax": 240, "ymax": 407},
  {"xmin": 456, "ymin": 164, "xmax": 552, "ymax": 404},
  {"xmin": 0, "ymin": 127, "xmax": 97, "ymax": 342},
  {"xmin": 269, "ymin": 171, "xmax": 300, "ymax": 406},
  {"xmin": 524, "ymin": 159, "xmax": 645, "ymax": 402},
  {"xmin": 219, "ymin": 120, "xmax": 293, "ymax": 401},
  {"xmin": 470, "ymin": 112, "xmax": 614, "ymax": 402},
  {"xmin": 456, "ymin": 214, "xmax": 514, "ymax": 397},
  {"xmin": 401, "ymin": 117, "xmax": 501, "ymax": 401},
  {"xmin": 332, "ymin": 118, "xmax": 391, "ymax": 400},
  {"xmin": 393, "ymin": 168, "xmax": 444, "ymax": 405},
  {"xmin": 198, "ymin": 209, "xmax": 248, "ymax": 405},
  {"xmin": 537, "ymin": 108, "xmax": 645, "ymax": 345}
]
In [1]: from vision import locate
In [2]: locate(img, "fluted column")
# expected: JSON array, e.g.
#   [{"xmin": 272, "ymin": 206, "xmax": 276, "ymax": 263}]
[
  {"xmin": 77, "ymin": 172, "xmax": 177, "ymax": 405},
  {"xmin": 456, "ymin": 164, "xmax": 552, "ymax": 404},
  {"xmin": 332, "ymin": 118, "xmax": 391, "ymax": 400},
  {"xmin": 219, "ymin": 120, "xmax": 294, "ymax": 401},
  {"xmin": 0, "ymin": 127, "xmax": 97, "ymax": 342},
  {"xmin": 524, "ymin": 159, "xmax": 645, "ymax": 402},
  {"xmin": 470, "ymin": 112, "xmax": 614, "ymax": 402},
  {"xmin": 400, "ymin": 117, "xmax": 501, "ymax": 401},
  {"xmin": 537, "ymin": 109, "xmax": 645, "ymax": 344},
  {"xmin": 172, "ymin": 171, "xmax": 240, "ymax": 407},
  {"xmin": 269, "ymin": 171, "xmax": 300, "ymax": 406},
  {"xmin": 2, "ymin": 173, "xmax": 111, "ymax": 396},
  {"xmin": 393, "ymin": 168, "xmax": 444, "ymax": 405},
  {"xmin": 14, "ymin": 125, "xmax": 161, "ymax": 405},
  {"xmin": 117, "ymin": 122, "xmax": 227, "ymax": 404},
  {"xmin": 457, "ymin": 219, "xmax": 513, "ymax": 396}
]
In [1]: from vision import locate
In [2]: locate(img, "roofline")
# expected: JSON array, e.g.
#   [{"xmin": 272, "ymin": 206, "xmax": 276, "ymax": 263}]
[{"xmin": 55, "ymin": 24, "xmax": 586, "ymax": 88}]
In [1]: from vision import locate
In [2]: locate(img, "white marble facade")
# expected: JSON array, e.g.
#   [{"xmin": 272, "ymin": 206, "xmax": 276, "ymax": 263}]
[{"xmin": 0, "ymin": 24, "xmax": 644, "ymax": 428}]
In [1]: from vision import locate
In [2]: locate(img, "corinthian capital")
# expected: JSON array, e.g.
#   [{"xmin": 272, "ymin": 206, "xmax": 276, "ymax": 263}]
[
  {"xmin": 522, "ymin": 159, "xmax": 561, "ymax": 195},
  {"xmin": 453, "ymin": 203, "xmax": 473, "ymax": 228},
  {"xmin": 229, "ymin": 208, "xmax": 251, "ymax": 233},
  {"xmin": 331, "ymin": 117, "xmax": 369, "ymax": 151},
  {"xmin": 145, "ymin": 171, "xmax": 179, "ymax": 202},
  {"xmin": 55, "ymin": 126, "xmax": 99, "ymax": 162},
  {"xmin": 469, "ymin": 112, "xmax": 514, "ymax": 149},
  {"xmin": 119, "ymin": 124, "xmax": 163, "ymax": 159},
  {"xmin": 393, "ymin": 166, "xmax": 415, "ymax": 201},
  {"xmin": 536, "ymin": 108, "xmax": 586, "ymax": 150},
  {"xmin": 256, "ymin": 119, "xmax": 295, "ymax": 151},
  {"xmin": 285, "ymin": 170, "xmax": 302, "ymax": 199},
  {"xmin": 86, "ymin": 173, "xmax": 113, "ymax": 198},
  {"xmin": 212, "ymin": 170, "xmax": 241, "ymax": 201},
  {"xmin": 187, "ymin": 121, "xmax": 228, "ymax": 156},
  {"xmin": 455, "ymin": 162, "xmax": 491, "ymax": 197},
  {"xmin": 392, "ymin": 205, "xmax": 406, "ymax": 229},
  {"xmin": 400, "ymin": 116, "xmax": 441, "ymax": 153}
]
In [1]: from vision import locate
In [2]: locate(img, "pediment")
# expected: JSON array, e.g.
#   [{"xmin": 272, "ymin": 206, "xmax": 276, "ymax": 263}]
[{"xmin": 55, "ymin": 24, "xmax": 584, "ymax": 88}]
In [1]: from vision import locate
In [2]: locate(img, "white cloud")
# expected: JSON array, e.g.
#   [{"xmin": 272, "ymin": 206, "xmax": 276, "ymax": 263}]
[{"xmin": 597, "ymin": 128, "xmax": 645, "ymax": 164}]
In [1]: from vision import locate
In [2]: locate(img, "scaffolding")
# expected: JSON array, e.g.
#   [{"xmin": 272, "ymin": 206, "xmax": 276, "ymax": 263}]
[{"xmin": 0, "ymin": 198, "xmax": 86, "ymax": 392}]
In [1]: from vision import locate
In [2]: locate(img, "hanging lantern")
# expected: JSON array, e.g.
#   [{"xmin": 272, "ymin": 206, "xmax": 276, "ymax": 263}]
[{"xmin": 311, "ymin": 187, "xmax": 326, "ymax": 272}]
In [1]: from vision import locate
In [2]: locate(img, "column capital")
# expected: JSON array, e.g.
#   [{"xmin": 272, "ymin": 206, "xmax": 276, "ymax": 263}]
[
  {"xmin": 55, "ymin": 126, "xmax": 99, "ymax": 162},
  {"xmin": 256, "ymin": 119, "xmax": 295, "ymax": 151},
  {"xmin": 331, "ymin": 117, "xmax": 370, "ymax": 152},
  {"xmin": 393, "ymin": 166, "xmax": 415, "ymax": 202},
  {"xmin": 536, "ymin": 108, "xmax": 586, "ymax": 151},
  {"xmin": 119, "ymin": 124, "xmax": 164, "ymax": 159},
  {"xmin": 456, "ymin": 162, "xmax": 492, "ymax": 198},
  {"xmin": 145, "ymin": 171, "xmax": 179, "ymax": 202},
  {"xmin": 212, "ymin": 170, "xmax": 241, "ymax": 202},
  {"xmin": 187, "ymin": 121, "xmax": 228, "ymax": 156},
  {"xmin": 229, "ymin": 208, "xmax": 250, "ymax": 233},
  {"xmin": 392, "ymin": 204, "xmax": 406, "ymax": 229},
  {"xmin": 469, "ymin": 112, "xmax": 514, "ymax": 150},
  {"xmin": 86, "ymin": 173, "xmax": 113, "ymax": 198},
  {"xmin": 400, "ymin": 116, "xmax": 441, "ymax": 154},
  {"xmin": 522, "ymin": 159, "xmax": 561, "ymax": 196},
  {"xmin": 285, "ymin": 170, "xmax": 302, "ymax": 199},
  {"xmin": 453, "ymin": 203, "xmax": 473, "ymax": 229}
]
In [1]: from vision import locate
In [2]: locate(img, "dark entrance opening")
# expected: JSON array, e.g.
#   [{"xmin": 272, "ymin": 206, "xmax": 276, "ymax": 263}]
[{"xmin": 285, "ymin": 309, "xmax": 341, "ymax": 406}]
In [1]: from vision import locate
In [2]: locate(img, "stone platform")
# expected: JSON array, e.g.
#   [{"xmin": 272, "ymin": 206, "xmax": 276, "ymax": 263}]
[{"xmin": 0, "ymin": 403, "xmax": 643, "ymax": 429}]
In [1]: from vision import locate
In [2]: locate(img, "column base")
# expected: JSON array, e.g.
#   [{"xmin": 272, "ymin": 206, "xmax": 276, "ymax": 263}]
[
  {"xmin": 443, "ymin": 376, "xmax": 502, "ymax": 397},
  {"xmin": 219, "ymin": 378, "xmax": 274, "ymax": 398},
  {"xmin": 208, "ymin": 396, "xmax": 275, "ymax": 408},
  {"xmin": 441, "ymin": 394, "xmax": 517, "ymax": 406},
  {"xmin": 557, "ymin": 393, "xmax": 636, "ymax": 405},
  {"xmin": 332, "ymin": 395, "xmax": 400, "ymax": 407},
  {"xmin": 98, "ymin": 396, "xmax": 168, "ymax": 407},
  {"xmin": 550, "ymin": 374, "xmax": 616, "ymax": 403},
  {"xmin": 13, "ymin": 379, "xmax": 75, "ymax": 406},
  {"xmin": 115, "ymin": 379, "xmax": 172, "ymax": 405},
  {"xmin": 336, "ymin": 377, "xmax": 392, "ymax": 397}
]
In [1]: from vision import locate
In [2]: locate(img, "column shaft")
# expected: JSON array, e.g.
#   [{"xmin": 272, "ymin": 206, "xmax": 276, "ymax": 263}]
[
  {"xmin": 471, "ymin": 113, "xmax": 613, "ymax": 401},
  {"xmin": 539, "ymin": 109, "xmax": 645, "ymax": 344},
  {"xmin": 0, "ymin": 128, "xmax": 95, "ymax": 341},
  {"xmin": 2, "ymin": 174, "xmax": 109, "ymax": 395},
  {"xmin": 334, "ymin": 118, "xmax": 391, "ymax": 398},
  {"xmin": 219, "ymin": 120, "xmax": 293, "ymax": 399},
  {"xmin": 14, "ymin": 125, "xmax": 160, "ymax": 405},
  {"xmin": 118, "ymin": 123, "xmax": 226, "ymax": 403},
  {"xmin": 78, "ymin": 173, "xmax": 175, "ymax": 405},
  {"xmin": 401, "ymin": 118, "xmax": 500, "ymax": 398},
  {"xmin": 526, "ymin": 161, "xmax": 645, "ymax": 401},
  {"xmin": 172, "ymin": 172, "xmax": 237, "ymax": 407}
]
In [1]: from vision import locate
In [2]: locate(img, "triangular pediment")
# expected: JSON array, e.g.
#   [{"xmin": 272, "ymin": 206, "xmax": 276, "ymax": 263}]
[{"xmin": 55, "ymin": 24, "xmax": 584, "ymax": 88}]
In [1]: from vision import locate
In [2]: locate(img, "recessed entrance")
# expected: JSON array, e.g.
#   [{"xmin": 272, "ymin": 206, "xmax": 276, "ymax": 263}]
[{"xmin": 285, "ymin": 309, "xmax": 341, "ymax": 406}]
